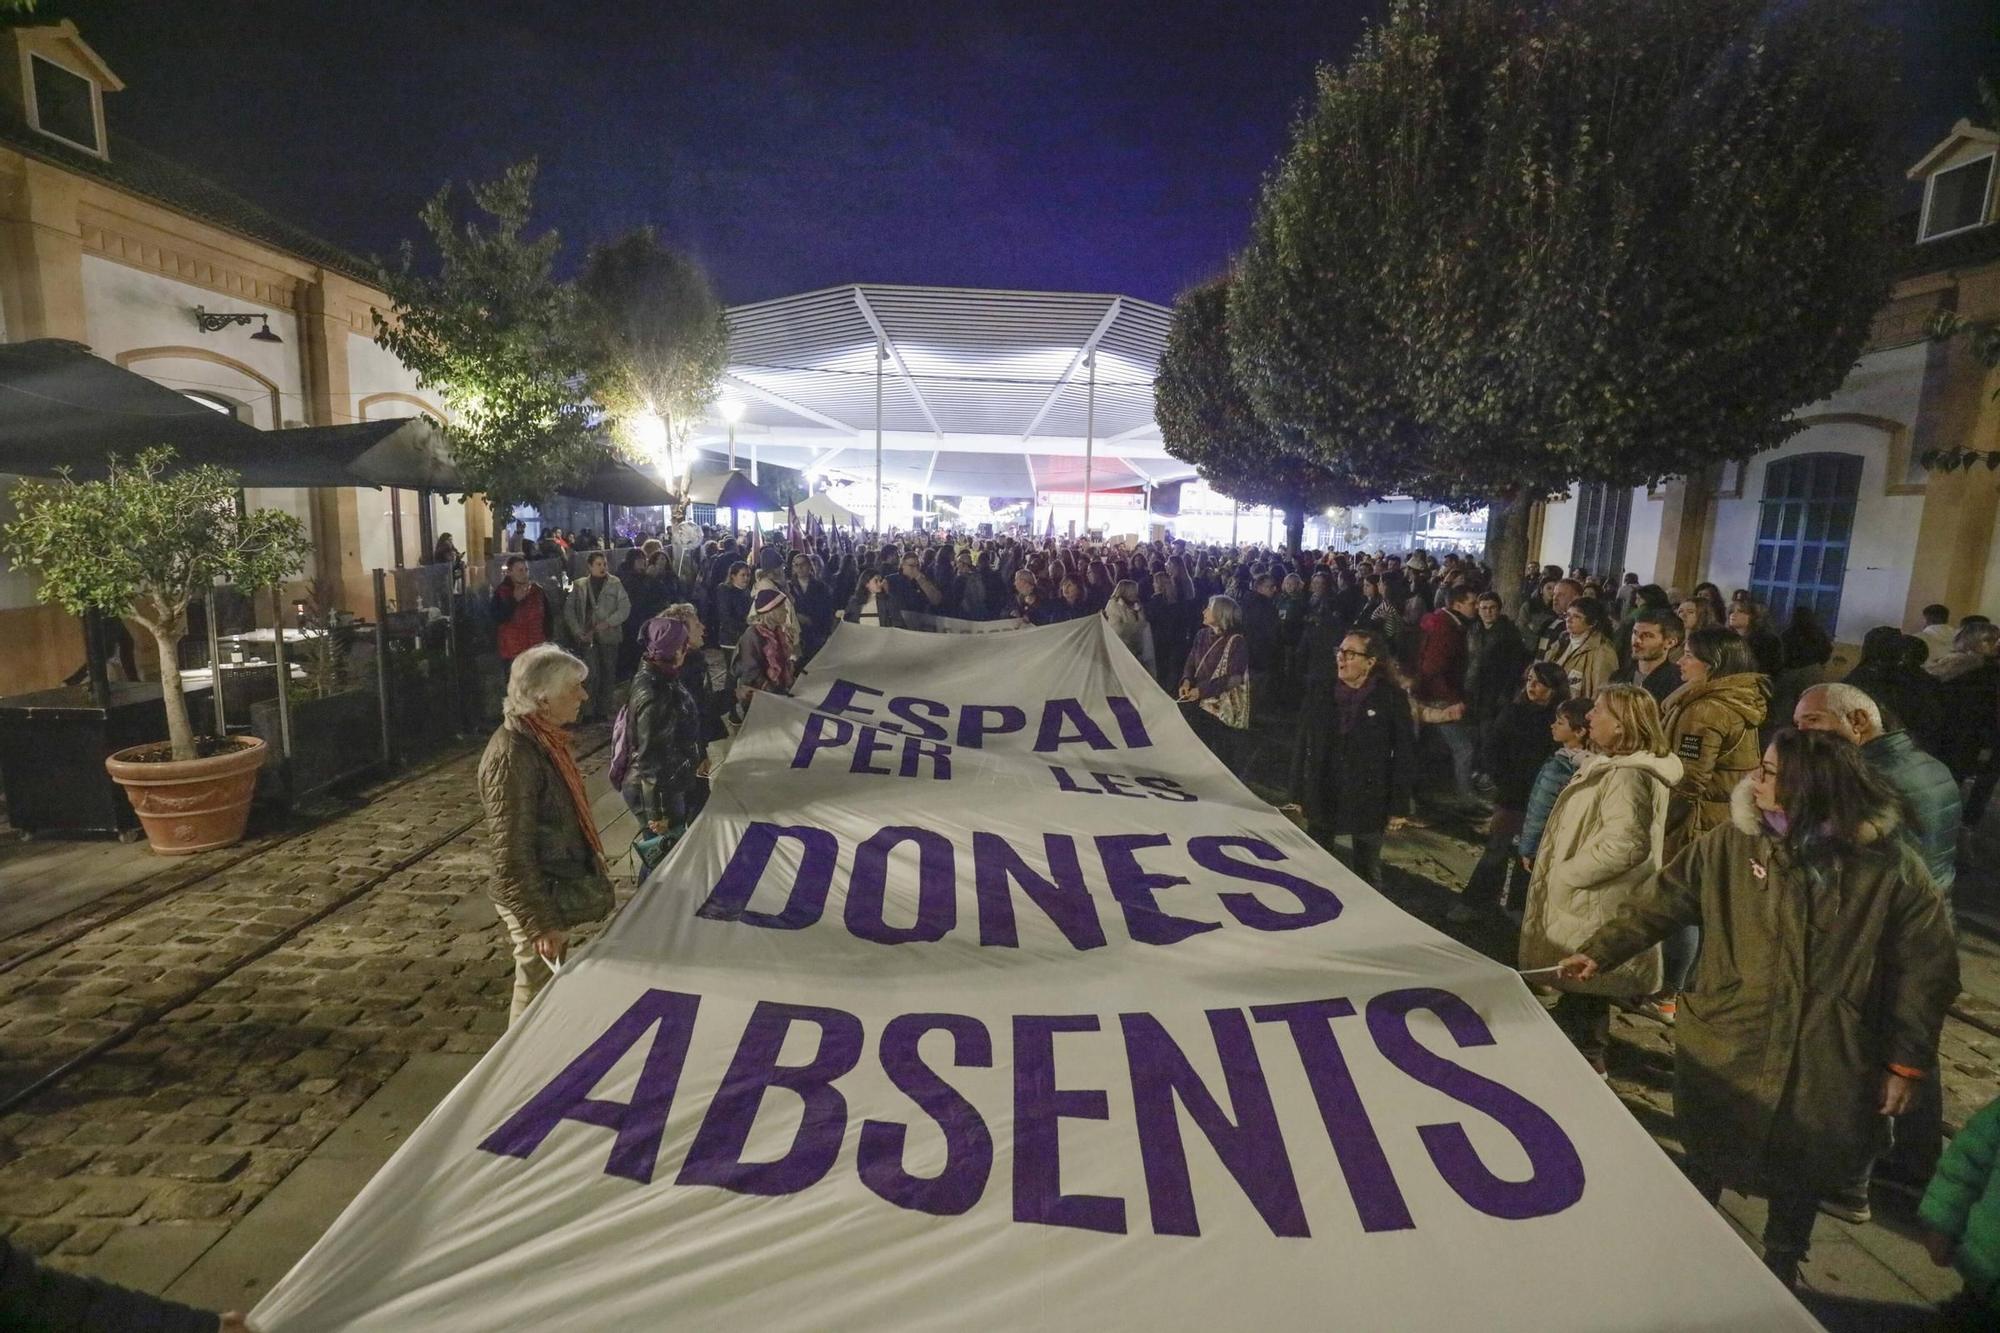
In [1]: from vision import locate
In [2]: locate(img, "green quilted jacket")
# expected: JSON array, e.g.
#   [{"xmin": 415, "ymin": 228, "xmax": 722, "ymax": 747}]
[{"xmin": 1921, "ymin": 1092, "xmax": 2000, "ymax": 1311}]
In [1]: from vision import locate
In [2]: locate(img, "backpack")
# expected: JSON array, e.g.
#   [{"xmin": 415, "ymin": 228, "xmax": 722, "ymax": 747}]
[{"xmin": 608, "ymin": 703, "xmax": 633, "ymax": 789}]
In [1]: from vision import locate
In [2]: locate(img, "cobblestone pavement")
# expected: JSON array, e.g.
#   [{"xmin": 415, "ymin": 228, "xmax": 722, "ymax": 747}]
[
  {"xmin": 0, "ymin": 712, "xmax": 1993, "ymax": 1328},
  {"xmin": 0, "ymin": 726, "xmax": 623, "ymax": 1271}
]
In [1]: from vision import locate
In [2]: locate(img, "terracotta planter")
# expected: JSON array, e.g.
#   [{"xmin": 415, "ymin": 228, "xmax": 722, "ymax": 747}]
[{"xmin": 104, "ymin": 735, "xmax": 267, "ymax": 855}]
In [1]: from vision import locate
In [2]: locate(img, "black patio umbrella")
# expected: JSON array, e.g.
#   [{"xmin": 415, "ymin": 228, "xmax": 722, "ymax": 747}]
[
  {"xmin": 557, "ymin": 452, "xmax": 676, "ymax": 507},
  {"xmin": 0, "ymin": 340, "xmax": 464, "ymax": 491},
  {"xmin": 686, "ymin": 467, "xmax": 783, "ymax": 513},
  {"xmin": 0, "ymin": 338, "xmax": 266, "ymax": 475},
  {"xmin": 252, "ymin": 417, "xmax": 463, "ymax": 492}
]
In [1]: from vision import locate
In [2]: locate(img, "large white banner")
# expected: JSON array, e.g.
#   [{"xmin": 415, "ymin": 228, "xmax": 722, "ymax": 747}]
[{"xmin": 254, "ymin": 618, "xmax": 1810, "ymax": 1330}]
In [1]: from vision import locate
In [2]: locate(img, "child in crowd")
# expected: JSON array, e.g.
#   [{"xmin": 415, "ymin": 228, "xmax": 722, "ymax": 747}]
[{"xmin": 1518, "ymin": 697, "xmax": 1591, "ymax": 870}]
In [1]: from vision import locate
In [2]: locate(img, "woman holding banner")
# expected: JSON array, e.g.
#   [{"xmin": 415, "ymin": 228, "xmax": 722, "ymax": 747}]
[
  {"xmin": 1557, "ymin": 729, "xmax": 1957, "ymax": 1289},
  {"xmin": 1285, "ymin": 628, "xmax": 1415, "ymax": 886},
  {"xmin": 477, "ymin": 644, "xmax": 615, "ymax": 1024},
  {"xmin": 1520, "ymin": 685, "xmax": 1678, "ymax": 1075}
]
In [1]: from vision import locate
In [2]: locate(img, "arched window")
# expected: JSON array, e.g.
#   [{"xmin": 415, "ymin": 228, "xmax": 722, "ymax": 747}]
[
  {"xmin": 1751, "ymin": 453, "xmax": 1862, "ymax": 633},
  {"xmin": 183, "ymin": 391, "xmax": 246, "ymax": 420}
]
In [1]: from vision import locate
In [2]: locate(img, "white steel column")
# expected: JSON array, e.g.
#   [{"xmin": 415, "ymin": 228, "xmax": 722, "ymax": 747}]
[
  {"xmin": 1231, "ymin": 498, "xmax": 1240, "ymax": 548},
  {"xmin": 1082, "ymin": 352, "xmax": 1096, "ymax": 538},
  {"xmin": 874, "ymin": 338, "xmax": 885, "ymax": 533}
]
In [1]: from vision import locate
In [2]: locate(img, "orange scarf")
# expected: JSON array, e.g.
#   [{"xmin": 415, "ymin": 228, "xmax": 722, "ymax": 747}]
[{"xmin": 518, "ymin": 713, "xmax": 605, "ymax": 861}]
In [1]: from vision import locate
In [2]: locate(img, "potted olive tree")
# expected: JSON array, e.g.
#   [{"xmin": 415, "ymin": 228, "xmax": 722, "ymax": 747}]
[{"xmin": 3, "ymin": 447, "xmax": 312, "ymax": 853}]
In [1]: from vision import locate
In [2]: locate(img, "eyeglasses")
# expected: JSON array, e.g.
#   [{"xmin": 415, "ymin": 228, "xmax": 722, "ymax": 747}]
[{"xmin": 1335, "ymin": 649, "xmax": 1374, "ymax": 660}]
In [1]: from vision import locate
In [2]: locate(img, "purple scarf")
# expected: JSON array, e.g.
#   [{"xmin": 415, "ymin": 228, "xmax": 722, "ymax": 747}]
[{"xmin": 1333, "ymin": 677, "xmax": 1379, "ymax": 734}]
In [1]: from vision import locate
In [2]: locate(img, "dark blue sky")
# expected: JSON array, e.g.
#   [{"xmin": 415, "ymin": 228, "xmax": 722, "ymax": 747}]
[{"xmin": 56, "ymin": 0, "xmax": 2000, "ymax": 306}]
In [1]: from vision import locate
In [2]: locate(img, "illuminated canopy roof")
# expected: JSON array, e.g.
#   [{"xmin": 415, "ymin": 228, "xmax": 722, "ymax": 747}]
[{"xmin": 685, "ymin": 284, "xmax": 1193, "ymax": 498}]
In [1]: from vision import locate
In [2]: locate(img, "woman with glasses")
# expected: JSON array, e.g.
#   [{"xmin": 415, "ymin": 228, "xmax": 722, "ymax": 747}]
[
  {"xmin": 1287, "ymin": 628, "xmax": 1416, "ymax": 886},
  {"xmin": 1556, "ymin": 729, "xmax": 1957, "ymax": 1289}
]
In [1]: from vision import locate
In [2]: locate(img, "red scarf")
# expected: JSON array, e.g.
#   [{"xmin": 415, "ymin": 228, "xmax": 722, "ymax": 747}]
[
  {"xmin": 753, "ymin": 623, "xmax": 795, "ymax": 690},
  {"xmin": 517, "ymin": 713, "xmax": 605, "ymax": 861}
]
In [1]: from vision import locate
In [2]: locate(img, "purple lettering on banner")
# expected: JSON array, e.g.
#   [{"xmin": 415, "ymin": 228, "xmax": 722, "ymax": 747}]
[
  {"xmin": 1106, "ymin": 695, "xmax": 1153, "ymax": 750},
  {"xmin": 791, "ymin": 714, "xmax": 854, "ymax": 770},
  {"xmin": 888, "ymin": 695, "xmax": 950, "ymax": 741},
  {"xmin": 973, "ymin": 832, "xmax": 1107, "ymax": 951},
  {"xmin": 817, "ymin": 678, "xmax": 884, "ymax": 723},
  {"xmin": 846, "ymin": 826, "xmax": 957, "ymax": 944},
  {"xmin": 1189, "ymin": 837, "xmax": 1343, "ymax": 932},
  {"xmin": 1013, "ymin": 1015, "xmax": 1126, "ymax": 1234},
  {"xmin": 677, "ymin": 1001, "xmax": 864, "ymax": 1196},
  {"xmin": 1366, "ymin": 987, "xmax": 1586, "ymax": 1221},
  {"xmin": 1250, "ymin": 998, "xmax": 1414, "ymax": 1233},
  {"xmin": 850, "ymin": 725, "xmax": 895, "ymax": 776},
  {"xmin": 477, "ymin": 988, "xmax": 700, "ymax": 1185},
  {"xmin": 957, "ymin": 704, "xmax": 1027, "ymax": 749},
  {"xmin": 1048, "ymin": 765, "xmax": 1098, "ymax": 795},
  {"xmin": 859, "ymin": 1013, "xmax": 995, "ymax": 1216},
  {"xmin": 1120, "ymin": 1009, "xmax": 1308, "ymax": 1238},
  {"xmin": 1096, "ymin": 833, "xmax": 1219, "ymax": 946},
  {"xmin": 697, "ymin": 822, "xmax": 838, "ymax": 929},
  {"xmin": 1093, "ymin": 771, "xmax": 1148, "ymax": 798},
  {"xmin": 901, "ymin": 737, "xmax": 952, "ymax": 781},
  {"xmin": 1136, "ymin": 776, "xmax": 1197, "ymax": 803},
  {"xmin": 1033, "ymin": 699, "xmax": 1116, "ymax": 753}
]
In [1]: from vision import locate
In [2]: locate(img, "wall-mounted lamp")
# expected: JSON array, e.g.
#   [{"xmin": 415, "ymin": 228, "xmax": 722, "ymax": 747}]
[{"xmin": 194, "ymin": 306, "xmax": 283, "ymax": 344}]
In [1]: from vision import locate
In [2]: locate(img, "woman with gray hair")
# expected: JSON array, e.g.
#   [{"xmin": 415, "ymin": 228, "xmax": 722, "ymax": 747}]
[
  {"xmin": 1178, "ymin": 593, "xmax": 1249, "ymax": 766},
  {"xmin": 477, "ymin": 643, "xmax": 614, "ymax": 1023}
]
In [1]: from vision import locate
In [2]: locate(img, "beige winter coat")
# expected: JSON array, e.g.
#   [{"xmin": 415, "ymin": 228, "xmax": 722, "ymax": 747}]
[
  {"xmin": 1553, "ymin": 629, "xmax": 1619, "ymax": 700},
  {"xmin": 1519, "ymin": 747, "xmax": 1683, "ymax": 998}
]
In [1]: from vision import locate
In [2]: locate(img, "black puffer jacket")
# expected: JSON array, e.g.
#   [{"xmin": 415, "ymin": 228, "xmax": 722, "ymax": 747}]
[
  {"xmin": 623, "ymin": 663, "xmax": 704, "ymax": 824},
  {"xmin": 1480, "ymin": 696, "xmax": 1557, "ymax": 810}
]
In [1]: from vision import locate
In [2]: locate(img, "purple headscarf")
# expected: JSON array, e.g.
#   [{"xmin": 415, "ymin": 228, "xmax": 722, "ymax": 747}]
[{"xmin": 642, "ymin": 616, "xmax": 690, "ymax": 667}]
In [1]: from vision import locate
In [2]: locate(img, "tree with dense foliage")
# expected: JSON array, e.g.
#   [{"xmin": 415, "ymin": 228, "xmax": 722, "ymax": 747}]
[
  {"xmin": 3, "ymin": 449, "xmax": 312, "ymax": 760},
  {"xmin": 1157, "ymin": 277, "xmax": 1375, "ymax": 554},
  {"xmin": 578, "ymin": 228, "xmax": 730, "ymax": 478},
  {"xmin": 374, "ymin": 161, "xmax": 601, "ymax": 519},
  {"xmin": 1233, "ymin": 0, "xmax": 1898, "ymax": 605}
]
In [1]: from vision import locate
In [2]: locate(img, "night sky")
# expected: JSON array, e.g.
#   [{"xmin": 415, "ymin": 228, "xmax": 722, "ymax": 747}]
[{"xmin": 43, "ymin": 0, "xmax": 2000, "ymax": 306}]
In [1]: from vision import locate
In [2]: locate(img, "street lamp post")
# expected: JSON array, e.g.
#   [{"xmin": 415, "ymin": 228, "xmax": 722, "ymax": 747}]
[{"xmin": 719, "ymin": 399, "xmax": 745, "ymax": 536}]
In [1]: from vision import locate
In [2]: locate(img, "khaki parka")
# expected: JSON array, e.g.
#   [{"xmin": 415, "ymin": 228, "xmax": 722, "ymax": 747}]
[
  {"xmin": 1581, "ymin": 779, "xmax": 1959, "ymax": 1197},
  {"xmin": 1553, "ymin": 629, "xmax": 1619, "ymax": 700},
  {"xmin": 1659, "ymin": 671, "xmax": 1769, "ymax": 856},
  {"xmin": 477, "ymin": 724, "xmax": 612, "ymax": 938}
]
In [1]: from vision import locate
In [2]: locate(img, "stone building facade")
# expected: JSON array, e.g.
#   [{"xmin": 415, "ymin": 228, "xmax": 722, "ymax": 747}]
[{"xmin": 0, "ymin": 20, "xmax": 491, "ymax": 693}]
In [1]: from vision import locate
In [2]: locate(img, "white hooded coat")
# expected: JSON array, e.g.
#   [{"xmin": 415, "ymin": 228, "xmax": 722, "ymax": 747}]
[{"xmin": 1519, "ymin": 747, "xmax": 1684, "ymax": 998}]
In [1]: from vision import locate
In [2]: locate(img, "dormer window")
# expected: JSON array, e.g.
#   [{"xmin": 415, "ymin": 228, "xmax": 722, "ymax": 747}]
[
  {"xmin": 1921, "ymin": 154, "xmax": 1995, "ymax": 242},
  {"xmin": 27, "ymin": 53, "xmax": 101, "ymax": 154}
]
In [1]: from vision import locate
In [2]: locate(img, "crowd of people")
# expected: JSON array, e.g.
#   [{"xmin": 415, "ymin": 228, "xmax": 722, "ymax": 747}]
[{"xmin": 465, "ymin": 525, "xmax": 1997, "ymax": 1314}]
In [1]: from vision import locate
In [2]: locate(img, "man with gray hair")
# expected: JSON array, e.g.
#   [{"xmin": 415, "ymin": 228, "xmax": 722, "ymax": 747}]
[
  {"xmin": 1793, "ymin": 679, "xmax": 1960, "ymax": 1213},
  {"xmin": 1793, "ymin": 682, "xmax": 1960, "ymax": 902}
]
